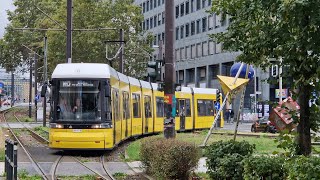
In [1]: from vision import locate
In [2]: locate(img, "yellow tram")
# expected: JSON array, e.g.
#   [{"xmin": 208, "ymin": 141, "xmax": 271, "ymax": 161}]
[{"xmin": 49, "ymin": 63, "xmax": 223, "ymax": 150}]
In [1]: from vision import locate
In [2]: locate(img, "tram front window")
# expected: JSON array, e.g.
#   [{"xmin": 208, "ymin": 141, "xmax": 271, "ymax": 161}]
[{"xmin": 56, "ymin": 80, "xmax": 101, "ymax": 122}]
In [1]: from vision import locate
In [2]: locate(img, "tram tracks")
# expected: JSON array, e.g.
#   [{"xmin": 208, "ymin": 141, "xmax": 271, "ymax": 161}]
[{"xmin": 3, "ymin": 109, "xmax": 116, "ymax": 180}]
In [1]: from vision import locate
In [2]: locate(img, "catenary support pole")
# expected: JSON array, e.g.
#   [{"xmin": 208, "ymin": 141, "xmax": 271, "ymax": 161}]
[
  {"xmin": 66, "ymin": 0, "xmax": 72, "ymax": 63},
  {"xmin": 34, "ymin": 53, "xmax": 38, "ymax": 122},
  {"xmin": 11, "ymin": 71, "xmax": 14, "ymax": 107},
  {"xmin": 163, "ymin": 0, "xmax": 176, "ymax": 138},
  {"xmin": 29, "ymin": 59, "xmax": 32, "ymax": 118},
  {"xmin": 43, "ymin": 36, "xmax": 48, "ymax": 127}
]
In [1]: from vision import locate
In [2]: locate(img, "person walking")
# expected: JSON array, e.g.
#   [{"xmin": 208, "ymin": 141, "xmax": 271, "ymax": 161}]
[
  {"xmin": 225, "ymin": 110, "xmax": 230, "ymax": 124},
  {"xmin": 230, "ymin": 110, "xmax": 234, "ymax": 123}
]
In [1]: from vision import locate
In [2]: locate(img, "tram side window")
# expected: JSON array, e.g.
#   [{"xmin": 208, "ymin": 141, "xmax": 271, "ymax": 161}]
[
  {"xmin": 156, "ymin": 97, "xmax": 164, "ymax": 117},
  {"xmin": 112, "ymin": 89, "xmax": 120, "ymax": 121},
  {"xmin": 197, "ymin": 100, "xmax": 214, "ymax": 116},
  {"xmin": 144, "ymin": 95, "xmax": 152, "ymax": 118},
  {"xmin": 133, "ymin": 93, "xmax": 141, "ymax": 118},
  {"xmin": 185, "ymin": 99, "xmax": 191, "ymax": 117},
  {"xmin": 123, "ymin": 92, "xmax": 130, "ymax": 119}
]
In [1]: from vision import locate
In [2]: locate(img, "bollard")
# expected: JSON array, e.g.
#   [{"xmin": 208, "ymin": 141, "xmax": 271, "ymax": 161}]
[{"xmin": 5, "ymin": 139, "xmax": 18, "ymax": 180}]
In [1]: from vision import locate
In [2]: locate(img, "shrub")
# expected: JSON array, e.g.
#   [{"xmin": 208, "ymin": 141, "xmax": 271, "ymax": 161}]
[
  {"xmin": 286, "ymin": 156, "xmax": 320, "ymax": 179},
  {"xmin": 205, "ymin": 140, "xmax": 255, "ymax": 180},
  {"xmin": 140, "ymin": 137, "xmax": 200, "ymax": 179},
  {"xmin": 243, "ymin": 156, "xmax": 287, "ymax": 180}
]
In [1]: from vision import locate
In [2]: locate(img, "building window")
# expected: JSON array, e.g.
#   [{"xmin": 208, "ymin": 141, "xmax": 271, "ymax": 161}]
[
  {"xmin": 216, "ymin": 42, "xmax": 222, "ymax": 53},
  {"xmin": 143, "ymin": 20, "xmax": 146, "ymax": 30},
  {"xmin": 202, "ymin": 41, "xmax": 208, "ymax": 56},
  {"xmin": 158, "ymin": 34, "xmax": 161, "ymax": 43},
  {"xmin": 143, "ymin": 2, "xmax": 146, "ymax": 13},
  {"xmin": 196, "ymin": 0, "xmax": 201, "ymax": 10},
  {"xmin": 158, "ymin": 0, "xmax": 161, "ymax": 6},
  {"xmin": 180, "ymin": 47, "xmax": 185, "ymax": 60},
  {"xmin": 197, "ymin": 43, "xmax": 202, "ymax": 57},
  {"xmin": 154, "ymin": 15, "xmax": 157, "ymax": 27},
  {"xmin": 158, "ymin": 13, "xmax": 161, "ymax": 25},
  {"xmin": 209, "ymin": 40, "xmax": 215, "ymax": 55},
  {"xmin": 150, "ymin": 17, "xmax": 153, "ymax": 29},
  {"xmin": 176, "ymin": 49, "xmax": 180, "ymax": 61},
  {"xmin": 154, "ymin": 35, "xmax": 157, "ymax": 45},
  {"xmin": 215, "ymin": 13, "xmax": 221, "ymax": 28},
  {"xmin": 162, "ymin": 12, "xmax": 165, "ymax": 24},
  {"xmin": 146, "ymin": 19, "xmax": 149, "ymax": 30},
  {"xmin": 208, "ymin": 0, "xmax": 212, "ymax": 6},
  {"xmin": 162, "ymin": 32, "xmax": 165, "ymax": 42},
  {"xmin": 191, "ymin": 0, "xmax": 194, "ymax": 12},
  {"xmin": 221, "ymin": 13, "xmax": 227, "ymax": 26},
  {"xmin": 154, "ymin": 0, "xmax": 157, "ymax": 8},
  {"xmin": 162, "ymin": 0, "xmax": 164, "ymax": 4},
  {"xmin": 150, "ymin": 0, "xmax": 153, "ymax": 10},
  {"xmin": 208, "ymin": 15, "xmax": 214, "ymax": 30},
  {"xmin": 196, "ymin": 19, "xmax": 201, "ymax": 34},
  {"xmin": 191, "ymin": 44, "xmax": 196, "ymax": 58},
  {"xmin": 176, "ymin": 6, "xmax": 179, "ymax": 18},
  {"xmin": 186, "ymin": 46, "xmax": 190, "ymax": 59},
  {"xmin": 180, "ymin": 26, "xmax": 184, "ymax": 39},
  {"xmin": 191, "ymin": 21, "xmax": 195, "ymax": 35},
  {"xmin": 202, "ymin": 0, "xmax": 206, "ymax": 8},
  {"xmin": 180, "ymin": 3, "xmax": 185, "ymax": 17},
  {"xmin": 202, "ymin": 17, "xmax": 207, "ymax": 32},
  {"xmin": 186, "ymin": 1, "xmax": 190, "ymax": 14},
  {"xmin": 185, "ymin": 23, "xmax": 190, "ymax": 37},
  {"xmin": 147, "ymin": 1, "xmax": 149, "ymax": 11},
  {"xmin": 176, "ymin": 27, "xmax": 179, "ymax": 40}
]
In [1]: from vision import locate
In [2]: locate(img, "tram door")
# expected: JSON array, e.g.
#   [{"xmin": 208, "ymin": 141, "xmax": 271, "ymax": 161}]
[{"xmin": 179, "ymin": 99, "xmax": 186, "ymax": 131}]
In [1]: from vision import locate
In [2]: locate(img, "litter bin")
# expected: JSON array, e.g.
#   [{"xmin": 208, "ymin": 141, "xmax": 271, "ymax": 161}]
[{"xmin": 164, "ymin": 118, "xmax": 176, "ymax": 139}]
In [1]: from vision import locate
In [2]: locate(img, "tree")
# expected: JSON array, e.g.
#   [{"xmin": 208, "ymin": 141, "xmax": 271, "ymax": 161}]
[
  {"xmin": 2, "ymin": 0, "xmax": 152, "ymax": 79},
  {"xmin": 210, "ymin": 0, "xmax": 320, "ymax": 155}
]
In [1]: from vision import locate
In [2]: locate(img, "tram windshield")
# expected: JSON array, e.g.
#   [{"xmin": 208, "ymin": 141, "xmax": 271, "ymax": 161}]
[{"xmin": 56, "ymin": 80, "xmax": 101, "ymax": 122}]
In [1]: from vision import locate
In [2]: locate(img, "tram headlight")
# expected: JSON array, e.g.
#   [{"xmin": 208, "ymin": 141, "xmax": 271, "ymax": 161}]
[
  {"xmin": 50, "ymin": 123, "xmax": 64, "ymax": 128},
  {"xmin": 91, "ymin": 124, "xmax": 101, "ymax": 129}
]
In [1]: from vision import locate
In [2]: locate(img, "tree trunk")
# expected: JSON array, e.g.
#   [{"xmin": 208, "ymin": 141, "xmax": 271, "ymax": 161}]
[{"xmin": 297, "ymin": 84, "xmax": 312, "ymax": 155}]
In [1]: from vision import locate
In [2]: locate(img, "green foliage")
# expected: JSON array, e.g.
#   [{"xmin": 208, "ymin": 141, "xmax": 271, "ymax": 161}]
[
  {"xmin": 274, "ymin": 130, "xmax": 299, "ymax": 157},
  {"xmin": 126, "ymin": 141, "xmax": 141, "ymax": 161},
  {"xmin": 2, "ymin": 0, "xmax": 152, "ymax": 79},
  {"xmin": 0, "ymin": 149, "xmax": 5, "ymax": 161},
  {"xmin": 210, "ymin": 0, "xmax": 320, "ymax": 155},
  {"xmin": 113, "ymin": 172, "xmax": 128, "ymax": 179},
  {"xmin": 285, "ymin": 156, "xmax": 320, "ymax": 179},
  {"xmin": 18, "ymin": 169, "xmax": 42, "ymax": 180},
  {"xmin": 205, "ymin": 140, "xmax": 255, "ymax": 180},
  {"xmin": 140, "ymin": 137, "xmax": 200, "ymax": 180},
  {"xmin": 243, "ymin": 156, "xmax": 287, "ymax": 180}
]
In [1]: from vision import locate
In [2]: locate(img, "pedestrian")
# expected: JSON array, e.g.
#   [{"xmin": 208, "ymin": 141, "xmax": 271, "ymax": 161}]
[
  {"xmin": 230, "ymin": 110, "xmax": 234, "ymax": 123},
  {"xmin": 225, "ymin": 110, "xmax": 230, "ymax": 124}
]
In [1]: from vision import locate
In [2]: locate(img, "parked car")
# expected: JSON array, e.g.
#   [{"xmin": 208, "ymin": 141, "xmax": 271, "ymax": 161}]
[{"xmin": 251, "ymin": 118, "xmax": 277, "ymax": 133}]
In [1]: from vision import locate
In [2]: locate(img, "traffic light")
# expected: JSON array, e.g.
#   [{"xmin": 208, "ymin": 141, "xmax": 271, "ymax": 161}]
[
  {"xmin": 216, "ymin": 91, "xmax": 221, "ymax": 103},
  {"xmin": 147, "ymin": 60, "xmax": 162, "ymax": 82},
  {"xmin": 271, "ymin": 65, "xmax": 278, "ymax": 77}
]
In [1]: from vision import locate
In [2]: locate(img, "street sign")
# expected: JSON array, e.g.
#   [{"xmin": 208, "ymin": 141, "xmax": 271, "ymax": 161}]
[
  {"xmin": 35, "ymin": 94, "xmax": 40, "ymax": 101},
  {"xmin": 214, "ymin": 102, "xmax": 220, "ymax": 110}
]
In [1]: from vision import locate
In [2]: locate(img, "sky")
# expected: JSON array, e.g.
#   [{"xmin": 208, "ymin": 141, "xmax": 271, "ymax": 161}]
[{"xmin": 0, "ymin": 0, "xmax": 15, "ymax": 38}]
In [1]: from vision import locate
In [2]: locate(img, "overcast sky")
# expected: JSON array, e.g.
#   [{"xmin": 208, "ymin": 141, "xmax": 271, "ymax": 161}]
[{"xmin": 0, "ymin": 0, "xmax": 15, "ymax": 38}]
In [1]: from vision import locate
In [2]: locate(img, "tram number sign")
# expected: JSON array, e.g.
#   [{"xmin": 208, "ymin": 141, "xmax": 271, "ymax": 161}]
[
  {"xmin": 164, "ymin": 94, "xmax": 173, "ymax": 105},
  {"xmin": 73, "ymin": 129, "xmax": 82, "ymax": 133}
]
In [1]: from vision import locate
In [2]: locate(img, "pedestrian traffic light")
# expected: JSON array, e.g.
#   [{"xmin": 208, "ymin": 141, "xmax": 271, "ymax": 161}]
[{"xmin": 147, "ymin": 60, "xmax": 162, "ymax": 82}]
